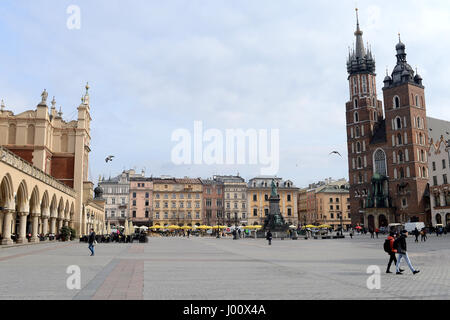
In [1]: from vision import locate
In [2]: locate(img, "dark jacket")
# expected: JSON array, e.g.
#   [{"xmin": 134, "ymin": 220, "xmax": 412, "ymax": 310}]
[
  {"xmin": 88, "ymin": 232, "xmax": 96, "ymax": 245},
  {"xmin": 266, "ymin": 232, "xmax": 272, "ymax": 240},
  {"xmin": 395, "ymin": 234, "xmax": 407, "ymax": 254}
]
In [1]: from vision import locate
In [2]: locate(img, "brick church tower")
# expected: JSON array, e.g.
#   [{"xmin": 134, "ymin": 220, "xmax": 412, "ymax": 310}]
[
  {"xmin": 382, "ymin": 36, "xmax": 429, "ymax": 224},
  {"xmin": 346, "ymin": 10, "xmax": 429, "ymax": 229}
]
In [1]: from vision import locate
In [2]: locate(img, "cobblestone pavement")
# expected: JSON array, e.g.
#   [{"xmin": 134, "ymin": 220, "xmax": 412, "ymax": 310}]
[{"xmin": 0, "ymin": 234, "xmax": 449, "ymax": 300}]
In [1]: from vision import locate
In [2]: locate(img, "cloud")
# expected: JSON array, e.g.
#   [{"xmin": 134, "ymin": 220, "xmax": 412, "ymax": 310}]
[{"xmin": 1, "ymin": 0, "xmax": 449, "ymax": 187}]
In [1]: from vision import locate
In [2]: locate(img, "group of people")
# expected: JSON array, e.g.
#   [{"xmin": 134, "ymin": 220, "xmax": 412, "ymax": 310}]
[
  {"xmin": 84, "ymin": 228, "xmax": 149, "ymax": 256},
  {"xmin": 384, "ymin": 230, "xmax": 420, "ymax": 275}
]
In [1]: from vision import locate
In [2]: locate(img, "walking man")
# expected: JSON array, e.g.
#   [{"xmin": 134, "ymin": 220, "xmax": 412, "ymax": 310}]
[
  {"xmin": 88, "ymin": 228, "xmax": 96, "ymax": 256},
  {"xmin": 385, "ymin": 232, "xmax": 403, "ymax": 273},
  {"xmin": 414, "ymin": 227, "xmax": 419, "ymax": 243},
  {"xmin": 395, "ymin": 230, "xmax": 420, "ymax": 275},
  {"xmin": 266, "ymin": 230, "xmax": 273, "ymax": 246}
]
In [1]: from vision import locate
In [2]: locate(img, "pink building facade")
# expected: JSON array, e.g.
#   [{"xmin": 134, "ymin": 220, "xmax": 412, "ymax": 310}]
[{"xmin": 129, "ymin": 177, "xmax": 153, "ymax": 226}]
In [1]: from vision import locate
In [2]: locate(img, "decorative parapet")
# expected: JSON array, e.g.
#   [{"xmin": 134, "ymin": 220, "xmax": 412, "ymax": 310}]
[{"xmin": 0, "ymin": 146, "xmax": 76, "ymax": 197}]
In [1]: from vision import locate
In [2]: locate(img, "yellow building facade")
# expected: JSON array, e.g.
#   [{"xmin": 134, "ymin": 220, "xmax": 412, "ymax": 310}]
[
  {"xmin": 315, "ymin": 185, "xmax": 352, "ymax": 230},
  {"xmin": 247, "ymin": 177, "xmax": 298, "ymax": 226},
  {"xmin": 152, "ymin": 178, "xmax": 203, "ymax": 226}
]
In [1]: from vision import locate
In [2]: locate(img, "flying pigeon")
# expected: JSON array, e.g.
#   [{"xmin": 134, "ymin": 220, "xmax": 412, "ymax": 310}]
[
  {"xmin": 105, "ymin": 155, "xmax": 115, "ymax": 163},
  {"xmin": 329, "ymin": 151, "xmax": 342, "ymax": 157}
]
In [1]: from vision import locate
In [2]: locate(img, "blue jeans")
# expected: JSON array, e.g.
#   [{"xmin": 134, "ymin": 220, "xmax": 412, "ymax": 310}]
[
  {"xmin": 396, "ymin": 252, "xmax": 415, "ymax": 272},
  {"xmin": 88, "ymin": 243, "xmax": 95, "ymax": 256}
]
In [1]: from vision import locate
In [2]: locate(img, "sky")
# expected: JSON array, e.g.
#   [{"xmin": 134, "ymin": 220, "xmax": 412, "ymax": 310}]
[{"xmin": 1, "ymin": 0, "xmax": 450, "ymax": 188}]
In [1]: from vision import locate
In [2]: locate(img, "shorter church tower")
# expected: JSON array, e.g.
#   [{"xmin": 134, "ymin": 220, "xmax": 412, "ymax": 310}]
[{"xmin": 383, "ymin": 36, "xmax": 429, "ymax": 223}]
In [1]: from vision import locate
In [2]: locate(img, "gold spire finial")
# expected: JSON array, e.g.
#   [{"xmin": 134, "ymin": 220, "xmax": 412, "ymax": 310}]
[
  {"xmin": 398, "ymin": 33, "xmax": 401, "ymax": 42},
  {"xmin": 86, "ymin": 82, "xmax": 90, "ymax": 93}
]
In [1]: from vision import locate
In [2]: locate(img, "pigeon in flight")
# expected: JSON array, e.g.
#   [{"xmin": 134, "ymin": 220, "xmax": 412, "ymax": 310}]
[
  {"xmin": 105, "ymin": 155, "xmax": 115, "ymax": 163},
  {"xmin": 329, "ymin": 151, "xmax": 342, "ymax": 157}
]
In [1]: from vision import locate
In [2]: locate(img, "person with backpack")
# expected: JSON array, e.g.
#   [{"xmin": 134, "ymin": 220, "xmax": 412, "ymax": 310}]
[
  {"xmin": 395, "ymin": 230, "xmax": 420, "ymax": 275},
  {"xmin": 384, "ymin": 232, "xmax": 403, "ymax": 273}
]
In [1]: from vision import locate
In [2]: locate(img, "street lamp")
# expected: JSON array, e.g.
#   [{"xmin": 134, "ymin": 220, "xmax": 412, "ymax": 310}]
[
  {"xmin": 216, "ymin": 212, "xmax": 220, "ymax": 238},
  {"xmin": 338, "ymin": 212, "xmax": 343, "ymax": 236}
]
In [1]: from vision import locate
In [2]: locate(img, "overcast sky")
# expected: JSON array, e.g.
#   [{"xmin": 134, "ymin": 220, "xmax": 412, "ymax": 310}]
[{"xmin": 1, "ymin": 0, "xmax": 450, "ymax": 188}]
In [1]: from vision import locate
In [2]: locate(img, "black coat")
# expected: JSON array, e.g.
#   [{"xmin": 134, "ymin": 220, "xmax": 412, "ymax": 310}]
[
  {"xmin": 395, "ymin": 234, "xmax": 407, "ymax": 254},
  {"xmin": 266, "ymin": 232, "xmax": 272, "ymax": 240},
  {"xmin": 88, "ymin": 232, "xmax": 96, "ymax": 244}
]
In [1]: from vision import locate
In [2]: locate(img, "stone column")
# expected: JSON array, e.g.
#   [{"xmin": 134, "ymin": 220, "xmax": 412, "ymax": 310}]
[
  {"xmin": 42, "ymin": 216, "xmax": 49, "ymax": 236},
  {"xmin": 64, "ymin": 219, "xmax": 69, "ymax": 227},
  {"xmin": 16, "ymin": 212, "xmax": 29, "ymax": 244},
  {"xmin": 30, "ymin": 213, "xmax": 40, "ymax": 243},
  {"xmin": 57, "ymin": 219, "xmax": 63, "ymax": 233},
  {"xmin": 50, "ymin": 217, "xmax": 56, "ymax": 234},
  {"xmin": 1, "ymin": 210, "xmax": 14, "ymax": 245},
  {"xmin": 0, "ymin": 212, "xmax": 4, "ymax": 238}
]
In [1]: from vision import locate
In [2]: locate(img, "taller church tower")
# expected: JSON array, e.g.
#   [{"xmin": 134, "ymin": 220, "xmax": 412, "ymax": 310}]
[{"xmin": 345, "ymin": 9, "xmax": 383, "ymax": 224}]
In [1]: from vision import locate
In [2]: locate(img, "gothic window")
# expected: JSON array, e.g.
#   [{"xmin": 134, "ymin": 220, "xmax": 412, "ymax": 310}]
[
  {"xmin": 419, "ymin": 133, "xmax": 423, "ymax": 145},
  {"xmin": 398, "ymin": 151, "xmax": 403, "ymax": 163},
  {"xmin": 356, "ymin": 142, "xmax": 361, "ymax": 153},
  {"xmin": 420, "ymin": 150, "xmax": 425, "ymax": 162},
  {"xmin": 417, "ymin": 117, "xmax": 421, "ymax": 129},
  {"xmin": 394, "ymin": 96, "xmax": 400, "ymax": 109},
  {"xmin": 420, "ymin": 97, "xmax": 424, "ymax": 108},
  {"xmin": 415, "ymin": 95, "xmax": 419, "ymax": 107},
  {"xmin": 362, "ymin": 75, "xmax": 367, "ymax": 93},
  {"xmin": 400, "ymin": 168, "xmax": 405, "ymax": 178},
  {"xmin": 374, "ymin": 111, "xmax": 377, "ymax": 121},
  {"xmin": 353, "ymin": 77, "xmax": 358, "ymax": 95},
  {"xmin": 374, "ymin": 149, "xmax": 387, "ymax": 176},
  {"xmin": 397, "ymin": 133, "xmax": 402, "ymax": 145},
  {"xmin": 354, "ymin": 112, "xmax": 359, "ymax": 123},
  {"xmin": 355, "ymin": 126, "xmax": 360, "ymax": 137},
  {"xmin": 357, "ymin": 157, "xmax": 362, "ymax": 169},
  {"xmin": 395, "ymin": 117, "xmax": 401, "ymax": 130},
  {"xmin": 422, "ymin": 167, "xmax": 427, "ymax": 178},
  {"xmin": 354, "ymin": 99, "xmax": 358, "ymax": 109},
  {"xmin": 358, "ymin": 173, "xmax": 363, "ymax": 184}
]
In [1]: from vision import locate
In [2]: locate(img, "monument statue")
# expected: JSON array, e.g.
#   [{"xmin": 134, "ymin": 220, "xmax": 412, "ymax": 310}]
[
  {"xmin": 271, "ymin": 179, "xmax": 278, "ymax": 197},
  {"xmin": 41, "ymin": 89, "xmax": 48, "ymax": 104},
  {"xmin": 258, "ymin": 179, "xmax": 289, "ymax": 236}
]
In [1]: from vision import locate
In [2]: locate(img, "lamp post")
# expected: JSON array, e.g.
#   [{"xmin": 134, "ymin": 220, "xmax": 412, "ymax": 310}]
[
  {"xmin": 216, "ymin": 212, "xmax": 220, "ymax": 238},
  {"xmin": 338, "ymin": 212, "xmax": 343, "ymax": 236}
]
